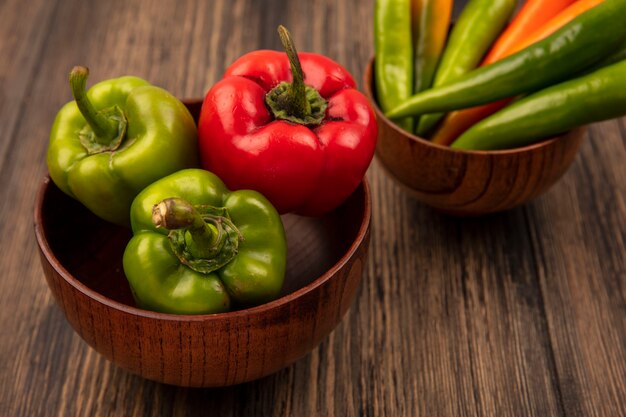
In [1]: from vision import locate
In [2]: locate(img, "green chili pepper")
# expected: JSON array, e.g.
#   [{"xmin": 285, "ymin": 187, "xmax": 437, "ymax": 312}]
[
  {"xmin": 386, "ymin": 0, "xmax": 626, "ymax": 120},
  {"xmin": 123, "ymin": 169, "xmax": 287, "ymax": 315},
  {"xmin": 375, "ymin": 0, "xmax": 414, "ymax": 132},
  {"xmin": 412, "ymin": 0, "xmax": 453, "ymax": 95},
  {"xmin": 451, "ymin": 59, "xmax": 626, "ymax": 150},
  {"xmin": 47, "ymin": 66, "xmax": 198, "ymax": 226},
  {"xmin": 415, "ymin": 0, "xmax": 515, "ymax": 136},
  {"xmin": 590, "ymin": 42, "xmax": 626, "ymax": 71}
]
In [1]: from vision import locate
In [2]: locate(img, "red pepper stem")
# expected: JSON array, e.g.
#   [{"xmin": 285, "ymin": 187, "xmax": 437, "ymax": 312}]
[
  {"xmin": 69, "ymin": 66, "xmax": 119, "ymax": 143},
  {"xmin": 265, "ymin": 26, "xmax": 328, "ymax": 126},
  {"xmin": 277, "ymin": 25, "xmax": 310, "ymax": 116}
]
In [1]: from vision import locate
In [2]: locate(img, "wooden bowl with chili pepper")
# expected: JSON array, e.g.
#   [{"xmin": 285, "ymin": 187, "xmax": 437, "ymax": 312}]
[
  {"xmin": 364, "ymin": 58, "xmax": 585, "ymax": 216},
  {"xmin": 34, "ymin": 99, "xmax": 371, "ymax": 387}
]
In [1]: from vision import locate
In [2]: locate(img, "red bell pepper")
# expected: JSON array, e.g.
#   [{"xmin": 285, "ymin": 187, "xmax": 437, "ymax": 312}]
[{"xmin": 198, "ymin": 26, "xmax": 377, "ymax": 216}]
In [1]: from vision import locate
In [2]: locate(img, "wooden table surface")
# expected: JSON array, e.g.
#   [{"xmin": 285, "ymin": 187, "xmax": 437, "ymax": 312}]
[{"xmin": 1, "ymin": 0, "xmax": 625, "ymax": 416}]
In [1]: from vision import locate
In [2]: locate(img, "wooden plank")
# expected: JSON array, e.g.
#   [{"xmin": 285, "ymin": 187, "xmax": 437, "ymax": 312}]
[
  {"xmin": 348, "ymin": 162, "xmax": 564, "ymax": 417},
  {"xmin": 0, "ymin": 0, "xmax": 58, "ymax": 172},
  {"xmin": 0, "ymin": 1, "xmax": 61, "ymax": 414},
  {"xmin": 526, "ymin": 119, "xmax": 626, "ymax": 417}
]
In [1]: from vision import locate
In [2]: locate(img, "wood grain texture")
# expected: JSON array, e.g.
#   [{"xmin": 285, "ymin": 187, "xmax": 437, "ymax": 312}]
[
  {"xmin": 526, "ymin": 119, "xmax": 626, "ymax": 417},
  {"xmin": 0, "ymin": 0, "xmax": 624, "ymax": 415}
]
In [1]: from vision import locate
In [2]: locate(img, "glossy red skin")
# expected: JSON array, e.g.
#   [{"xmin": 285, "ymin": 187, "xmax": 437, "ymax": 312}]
[{"xmin": 198, "ymin": 50, "xmax": 377, "ymax": 215}]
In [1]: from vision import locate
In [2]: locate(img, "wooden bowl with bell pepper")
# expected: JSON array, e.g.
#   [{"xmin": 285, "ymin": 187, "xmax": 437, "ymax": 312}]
[{"xmin": 35, "ymin": 97, "xmax": 371, "ymax": 388}]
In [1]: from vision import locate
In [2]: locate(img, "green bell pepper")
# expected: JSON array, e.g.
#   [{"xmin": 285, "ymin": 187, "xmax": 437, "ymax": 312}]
[
  {"xmin": 122, "ymin": 169, "xmax": 287, "ymax": 315},
  {"xmin": 47, "ymin": 66, "xmax": 198, "ymax": 226}
]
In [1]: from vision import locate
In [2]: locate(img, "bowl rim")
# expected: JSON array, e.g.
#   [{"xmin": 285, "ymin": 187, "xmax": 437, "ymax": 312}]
[
  {"xmin": 363, "ymin": 56, "xmax": 578, "ymax": 156},
  {"xmin": 34, "ymin": 175, "xmax": 371, "ymax": 322}
]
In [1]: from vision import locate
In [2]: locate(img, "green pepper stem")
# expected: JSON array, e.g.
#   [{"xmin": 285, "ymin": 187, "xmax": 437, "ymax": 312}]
[
  {"xmin": 153, "ymin": 198, "xmax": 243, "ymax": 274},
  {"xmin": 277, "ymin": 25, "xmax": 310, "ymax": 117},
  {"xmin": 153, "ymin": 198, "xmax": 218, "ymax": 254},
  {"xmin": 69, "ymin": 66, "xmax": 119, "ymax": 143}
]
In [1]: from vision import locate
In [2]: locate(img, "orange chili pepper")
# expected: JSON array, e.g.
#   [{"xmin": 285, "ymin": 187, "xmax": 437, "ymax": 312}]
[
  {"xmin": 483, "ymin": 0, "xmax": 577, "ymax": 65},
  {"xmin": 432, "ymin": 0, "xmax": 602, "ymax": 146},
  {"xmin": 510, "ymin": 0, "xmax": 605, "ymax": 53},
  {"xmin": 412, "ymin": 0, "xmax": 453, "ymax": 94}
]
